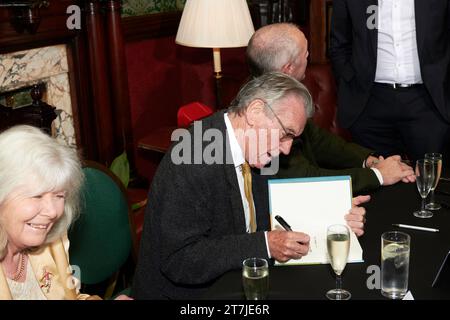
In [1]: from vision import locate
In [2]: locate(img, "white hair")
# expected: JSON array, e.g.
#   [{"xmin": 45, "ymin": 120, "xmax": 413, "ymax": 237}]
[
  {"xmin": 0, "ymin": 125, "xmax": 84, "ymax": 259},
  {"xmin": 247, "ymin": 23, "xmax": 302, "ymax": 77},
  {"xmin": 228, "ymin": 72, "xmax": 314, "ymax": 118}
]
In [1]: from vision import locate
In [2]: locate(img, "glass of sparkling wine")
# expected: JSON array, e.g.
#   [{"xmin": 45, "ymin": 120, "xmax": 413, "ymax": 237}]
[
  {"xmin": 326, "ymin": 224, "xmax": 351, "ymax": 300},
  {"xmin": 242, "ymin": 258, "xmax": 269, "ymax": 300},
  {"xmin": 413, "ymin": 159, "xmax": 435, "ymax": 218},
  {"xmin": 381, "ymin": 231, "xmax": 410, "ymax": 299},
  {"xmin": 425, "ymin": 153, "xmax": 442, "ymax": 211}
]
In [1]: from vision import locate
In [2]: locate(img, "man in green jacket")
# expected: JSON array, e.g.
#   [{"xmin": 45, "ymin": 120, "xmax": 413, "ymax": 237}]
[{"xmin": 247, "ymin": 23, "xmax": 415, "ymax": 194}]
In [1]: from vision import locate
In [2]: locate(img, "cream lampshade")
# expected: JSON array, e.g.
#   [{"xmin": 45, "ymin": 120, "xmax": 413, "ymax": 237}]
[{"xmin": 175, "ymin": 0, "xmax": 255, "ymax": 107}]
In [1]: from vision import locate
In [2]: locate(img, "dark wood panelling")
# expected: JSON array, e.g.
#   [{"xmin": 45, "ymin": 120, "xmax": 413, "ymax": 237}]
[
  {"xmin": 105, "ymin": 0, "xmax": 134, "ymax": 166},
  {"xmin": 0, "ymin": 1, "xmax": 96, "ymax": 161},
  {"xmin": 309, "ymin": 0, "xmax": 327, "ymax": 64},
  {"xmin": 66, "ymin": 36, "xmax": 99, "ymax": 161},
  {"xmin": 84, "ymin": 0, "xmax": 116, "ymax": 164},
  {"xmin": 0, "ymin": 0, "xmax": 79, "ymax": 53},
  {"xmin": 0, "ymin": 0, "xmax": 129, "ymax": 166}
]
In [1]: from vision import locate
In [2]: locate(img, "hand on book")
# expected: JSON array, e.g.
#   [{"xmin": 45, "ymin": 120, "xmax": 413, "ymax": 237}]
[
  {"xmin": 267, "ymin": 230, "xmax": 310, "ymax": 263},
  {"xmin": 345, "ymin": 195, "xmax": 370, "ymax": 237}
]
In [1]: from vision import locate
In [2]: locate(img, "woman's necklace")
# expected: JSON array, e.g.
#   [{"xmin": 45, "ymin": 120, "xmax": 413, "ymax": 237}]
[{"xmin": 10, "ymin": 252, "xmax": 25, "ymax": 281}]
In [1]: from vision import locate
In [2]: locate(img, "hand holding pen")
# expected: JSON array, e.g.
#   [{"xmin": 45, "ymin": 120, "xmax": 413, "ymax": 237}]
[
  {"xmin": 275, "ymin": 215, "xmax": 313, "ymax": 254},
  {"xmin": 266, "ymin": 215, "xmax": 310, "ymax": 262}
]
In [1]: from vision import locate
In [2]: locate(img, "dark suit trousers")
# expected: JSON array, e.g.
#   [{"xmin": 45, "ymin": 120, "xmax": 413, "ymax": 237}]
[{"xmin": 349, "ymin": 83, "xmax": 450, "ymax": 162}]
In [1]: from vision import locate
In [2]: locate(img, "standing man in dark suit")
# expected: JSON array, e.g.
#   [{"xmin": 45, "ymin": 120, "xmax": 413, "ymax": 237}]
[
  {"xmin": 132, "ymin": 73, "xmax": 368, "ymax": 299},
  {"xmin": 330, "ymin": 0, "xmax": 450, "ymax": 161},
  {"xmin": 246, "ymin": 22, "xmax": 415, "ymax": 193}
]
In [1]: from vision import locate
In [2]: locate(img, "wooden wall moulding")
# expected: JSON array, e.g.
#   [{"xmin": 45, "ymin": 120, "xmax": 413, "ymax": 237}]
[
  {"xmin": 105, "ymin": 0, "xmax": 135, "ymax": 166},
  {"xmin": 309, "ymin": 0, "xmax": 329, "ymax": 64},
  {"xmin": 122, "ymin": 11, "xmax": 182, "ymax": 42},
  {"xmin": 0, "ymin": 0, "xmax": 134, "ymax": 167},
  {"xmin": 0, "ymin": 0, "xmax": 50, "ymax": 34},
  {"xmin": 0, "ymin": 83, "xmax": 57, "ymax": 134},
  {"xmin": 0, "ymin": 1, "xmax": 92, "ymax": 161},
  {"xmin": 0, "ymin": 0, "xmax": 78, "ymax": 54},
  {"xmin": 84, "ymin": 0, "xmax": 116, "ymax": 164}
]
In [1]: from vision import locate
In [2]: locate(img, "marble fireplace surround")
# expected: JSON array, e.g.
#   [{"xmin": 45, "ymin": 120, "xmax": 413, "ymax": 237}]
[{"xmin": 0, "ymin": 44, "xmax": 76, "ymax": 147}]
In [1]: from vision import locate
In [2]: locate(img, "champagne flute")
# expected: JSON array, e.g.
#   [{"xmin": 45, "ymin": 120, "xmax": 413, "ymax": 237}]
[
  {"xmin": 413, "ymin": 159, "xmax": 435, "ymax": 218},
  {"xmin": 425, "ymin": 153, "xmax": 442, "ymax": 211},
  {"xmin": 326, "ymin": 224, "xmax": 351, "ymax": 300}
]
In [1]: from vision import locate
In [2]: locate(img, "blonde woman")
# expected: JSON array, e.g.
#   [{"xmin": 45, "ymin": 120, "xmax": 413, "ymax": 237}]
[{"xmin": 0, "ymin": 125, "xmax": 129, "ymax": 300}]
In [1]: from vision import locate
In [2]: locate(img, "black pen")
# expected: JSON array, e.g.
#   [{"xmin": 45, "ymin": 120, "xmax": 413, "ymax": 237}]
[{"xmin": 274, "ymin": 215, "xmax": 292, "ymax": 231}]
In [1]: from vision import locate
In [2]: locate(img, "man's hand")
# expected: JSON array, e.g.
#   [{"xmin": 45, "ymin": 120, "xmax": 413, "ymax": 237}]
[
  {"xmin": 365, "ymin": 155, "xmax": 381, "ymax": 168},
  {"xmin": 267, "ymin": 230, "xmax": 310, "ymax": 262},
  {"xmin": 345, "ymin": 195, "xmax": 370, "ymax": 237},
  {"xmin": 372, "ymin": 155, "xmax": 415, "ymax": 185},
  {"xmin": 400, "ymin": 160, "xmax": 416, "ymax": 183}
]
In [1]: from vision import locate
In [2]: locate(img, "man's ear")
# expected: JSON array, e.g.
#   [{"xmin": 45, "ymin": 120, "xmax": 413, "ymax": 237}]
[
  {"xmin": 246, "ymin": 99, "xmax": 265, "ymax": 126},
  {"xmin": 281, "ymin": 62, "xmax": 293, "ymax": 76}
]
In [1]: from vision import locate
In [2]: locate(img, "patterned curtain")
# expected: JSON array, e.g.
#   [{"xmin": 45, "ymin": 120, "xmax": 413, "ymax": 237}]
[{"xmin": 122, "ymin": 0, "xmax": 186, "ymax": 17}]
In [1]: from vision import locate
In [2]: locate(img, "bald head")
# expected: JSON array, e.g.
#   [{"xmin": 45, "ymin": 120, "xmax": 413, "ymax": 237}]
[{"xmin": 246, "ymin": 23, "xmax": 309, "ymax": 81}]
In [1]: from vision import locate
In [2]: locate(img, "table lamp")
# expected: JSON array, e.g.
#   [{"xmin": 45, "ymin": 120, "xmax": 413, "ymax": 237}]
[{"xmin": 175, "ymin": 0, "xmax": 255, "ymax": 108}]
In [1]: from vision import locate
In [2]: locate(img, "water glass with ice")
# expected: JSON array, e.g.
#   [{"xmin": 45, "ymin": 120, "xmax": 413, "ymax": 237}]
[{"xmin": 381, "ymin": 231, "xmax": 411, "ymax": 299}]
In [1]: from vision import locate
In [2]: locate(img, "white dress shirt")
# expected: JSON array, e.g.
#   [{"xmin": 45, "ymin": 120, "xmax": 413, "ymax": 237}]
[
  {"xmin": 375, "ymin": 0, "xmax": 423, "ymax": 84},
  {"xmin": 362, "ymin": 161, "xmax": 384, "ymax": 185},
  {"xmin": 224, "ymin": 113, "xmax": 271, "ymax": 257}
]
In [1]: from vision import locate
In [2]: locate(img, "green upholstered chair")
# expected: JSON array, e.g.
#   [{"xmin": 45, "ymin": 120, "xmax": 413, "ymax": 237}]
[{"xmin": 69, "ymin": 160, "xmax": 135, "ymax": 298}]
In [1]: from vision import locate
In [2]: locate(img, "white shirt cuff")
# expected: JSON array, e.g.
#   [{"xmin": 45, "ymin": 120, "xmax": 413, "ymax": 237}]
[
  {"xmin": 264, "ymin": 231, "xmax": 271, "ymax": 258},
  {"xmin": 371, "ymin": 168, "xmax": 384, "ymax": 185}
]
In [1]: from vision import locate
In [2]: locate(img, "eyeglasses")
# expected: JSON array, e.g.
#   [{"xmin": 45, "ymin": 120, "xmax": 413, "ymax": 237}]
[{"xmin": 261, "ymin": 100, "xmax": 296, "ymax": 142}]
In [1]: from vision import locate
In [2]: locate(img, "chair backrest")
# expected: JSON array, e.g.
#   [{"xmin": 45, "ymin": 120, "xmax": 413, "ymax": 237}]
[
  {"xmin": 68, "ymin": 161, "xmax": 132, "ymax": 285},
  {"xmin": 302, "ymin": 63, "xmax": 352, "ymax": 140},
  {"xmin": 177, "ymin": 102, "xmax": 214, "ymax": 128}
]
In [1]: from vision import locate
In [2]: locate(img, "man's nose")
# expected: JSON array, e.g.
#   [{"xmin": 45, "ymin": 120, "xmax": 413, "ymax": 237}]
[{"xmin": 279, "ymin": 139, "xmax": 293, "ymax": 155}]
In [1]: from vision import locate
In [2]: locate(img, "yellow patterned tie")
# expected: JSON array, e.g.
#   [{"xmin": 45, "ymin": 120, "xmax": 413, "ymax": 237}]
[{"xmin": 241, "ymin": 161, "xmax": 256, "ymax": 233}]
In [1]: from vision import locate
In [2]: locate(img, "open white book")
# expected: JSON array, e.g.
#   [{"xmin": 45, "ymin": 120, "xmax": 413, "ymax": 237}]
[{"xmin": 268, "ymin": 176, "xmax": 363, "ymax": 266}]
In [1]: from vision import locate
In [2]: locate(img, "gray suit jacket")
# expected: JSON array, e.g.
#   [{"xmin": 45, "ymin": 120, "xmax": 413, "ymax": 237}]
[{"xmin": 133, "ymin": 112, "xmax": 271, "ymax": 299}]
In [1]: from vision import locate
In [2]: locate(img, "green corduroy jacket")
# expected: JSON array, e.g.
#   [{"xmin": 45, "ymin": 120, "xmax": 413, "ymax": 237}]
[{"xmin": 278, "ymin": 120, "xmax": 381, "ymax": 195}]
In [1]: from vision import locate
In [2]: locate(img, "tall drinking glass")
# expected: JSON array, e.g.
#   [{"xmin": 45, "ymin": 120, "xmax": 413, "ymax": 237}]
[
  {"xmin": 326, "ymin": 224, "xmax": 351, "ymax": 300},
  {"xmin": 413, "ymin": 159, "xmax": 435, "ymax": 218},
  {"xmin": 242, "ymin": 258, "xmax": 269, "ymax": 300},
  {"xmin": 381, "ymin": 231, "xmax": 410, "ymax": 299},
  {"xmin": 425, "ymin": 153, "xmax": 442, "ymax": 211}
]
